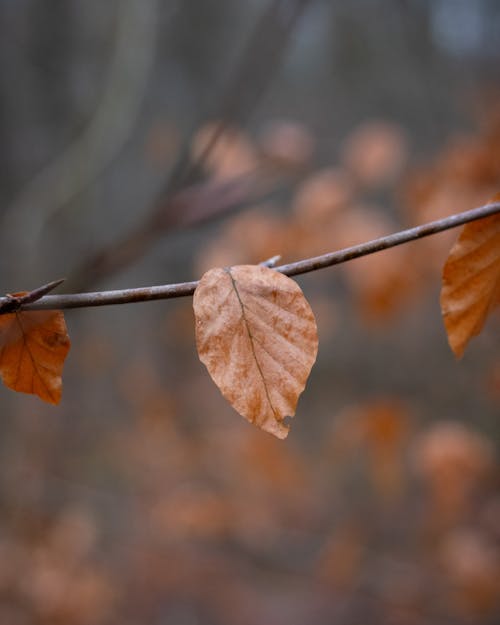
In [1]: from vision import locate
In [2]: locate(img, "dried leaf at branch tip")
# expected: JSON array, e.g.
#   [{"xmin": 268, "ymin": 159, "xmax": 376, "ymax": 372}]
[
  {"xmin": 193, "ymin": 265, "xmax": 318, "ymax": 439},
  {"xmin": 441, "ymin": 196, "xmax": 500, "ymax": 357},
  {"xmin": 0, "ymin": 299, "xmax": 70, "ymax": 403}
]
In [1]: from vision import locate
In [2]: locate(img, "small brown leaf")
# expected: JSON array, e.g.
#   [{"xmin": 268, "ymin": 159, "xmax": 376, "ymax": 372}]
[
  {"xmin": 193, "ymin": 265, "xmax": 318, "ymax": 439},
  {"xmin": 0, "ymin": 306, "xmax": 70, "ymax": 404},
  {"xmin": 441, "ymin": 198, "xmax": 500, "ymax": 357}
]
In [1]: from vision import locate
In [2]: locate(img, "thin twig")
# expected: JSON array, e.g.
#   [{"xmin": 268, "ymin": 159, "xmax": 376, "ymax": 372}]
[
  {"xmin": 260, "ymin": 255, "xmax": 282, "ymax": 268},
  {"xmin": 278, "ymin": 202, "xmax": 500, "ymax": 277},
  {"xmin": 3, "ymin": 202, "xmax": 499, "ymax": 313},
  {"xmin": 0, "ymin": 279, "xmax": 66, "ymax": 314}
]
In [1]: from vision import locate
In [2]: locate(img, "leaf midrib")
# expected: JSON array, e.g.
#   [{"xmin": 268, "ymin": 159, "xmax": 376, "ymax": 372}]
[{"xmin": 225, "ymin": 268, "xmax": 279, "ymax": 420}]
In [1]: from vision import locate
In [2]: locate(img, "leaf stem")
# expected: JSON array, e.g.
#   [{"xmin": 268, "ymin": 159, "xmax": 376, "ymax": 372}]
[{"xmin": 2, "ymin": 202, "xmax": 499, "ymax": 313}]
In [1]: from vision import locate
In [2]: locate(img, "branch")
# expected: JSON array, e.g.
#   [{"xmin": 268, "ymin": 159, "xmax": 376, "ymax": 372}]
[
  {"xmin": 2, "ymin": 202, "xmax": 499, "ymax": 313},
  {"xmin": 0, "ymin": 280, "xmax": 65, "ymax": 314}
]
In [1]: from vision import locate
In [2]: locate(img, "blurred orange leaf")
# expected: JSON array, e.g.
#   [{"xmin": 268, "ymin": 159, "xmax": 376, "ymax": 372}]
[
  {"xmin": 341, "ymin": 120, "xmax": 408, "ymax": 188},
  {"xmin": 441, "ymin": 196, "xmax": 500, "ymax": 357},
  {"xmin": 191, "ymin": 122, "xmax": 257, "ymax": 180},
  {"xmin": 0, "ymin": 304, "xmax": 70, "ymax": 404},
  {"xmin": 193, "ymin": 265, "xmax": 318, "ymax": 439},
  {"xmin": 258, "ymin": 119, "xmax": 315, "ymax": 169}
]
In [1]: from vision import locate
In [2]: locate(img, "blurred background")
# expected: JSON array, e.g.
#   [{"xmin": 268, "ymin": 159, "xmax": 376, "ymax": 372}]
[{"xmin": 0, "ymin": 1, "xmax": 499, "ymax": 623}]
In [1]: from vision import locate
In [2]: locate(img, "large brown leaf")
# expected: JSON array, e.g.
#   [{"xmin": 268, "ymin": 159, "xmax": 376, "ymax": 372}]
[
  {"xmin": 0, "ymin": 307, "xmax": 70, "ymax": 404},
  {"xmin": 193, "ymin": 265, "xmax": 318, "ymax": 438},
  {"xmin": 441, "ymin": 208, "xmax": 500, "ymax": 358}
]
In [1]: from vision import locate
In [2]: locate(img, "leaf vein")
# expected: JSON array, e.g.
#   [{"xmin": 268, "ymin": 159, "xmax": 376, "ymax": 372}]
[{"xmin": 227, "ymin": 269, "xmax": 279, "ymax": 419}]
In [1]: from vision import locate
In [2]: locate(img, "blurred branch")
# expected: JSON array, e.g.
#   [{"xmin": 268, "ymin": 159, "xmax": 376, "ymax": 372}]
[
  {"xmin": 66, "ymin": 168, "xmax": 291, "ymax": 290},
  {"xmin": 4, "ymin": 202, "xmax": 499, "ymax": 313},
  {"xmin": 1, "ymin": 0, "xmax": 159, "ymax": 246},
  {"xmin": 67, "ymin": 0, "xmax": 315, "ymax": 291},
  {"xmin": 156, "ymin": 0, "xmax": 315, "ymax": 200}
]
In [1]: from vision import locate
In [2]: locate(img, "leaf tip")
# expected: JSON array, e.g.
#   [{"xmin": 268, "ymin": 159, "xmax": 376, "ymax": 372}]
[{"xmin": 262, "ymin": 418, "xmax": 290, "ymax": 440}]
